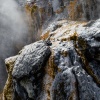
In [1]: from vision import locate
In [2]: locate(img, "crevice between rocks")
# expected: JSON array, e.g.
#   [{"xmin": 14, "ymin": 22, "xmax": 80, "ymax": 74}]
[
  {"xmin": 74, "ymin": 39, "xmax": 100, "ymax": 87},
  {"xmin": 72, "ymin": 70, "xmax": 80, "ymax": 100}
]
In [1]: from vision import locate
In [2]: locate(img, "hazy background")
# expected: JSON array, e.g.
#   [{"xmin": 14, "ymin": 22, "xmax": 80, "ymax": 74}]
[{"xmin": 0, "ymin": 0, "xmax": 33, "ymax": 92}]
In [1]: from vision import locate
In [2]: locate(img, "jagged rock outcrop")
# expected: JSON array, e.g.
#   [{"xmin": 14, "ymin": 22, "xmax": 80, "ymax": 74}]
[
  {"xmin": 2, "ymin": 0, "xmax": 100, "ymax": 100},
  {"xmin": 3, "ymin": 56, "xmax": 18, "ymax": 100},
  {"xmin": 12, "ymin": 40, "xmax": 51, "ymax": 79},
  {"xmin": 3, "ymin": 40, "xmax": 51, "ymax": 100},
  {"xmin": 25, "ymin": 0, "xmax": 100, "ymax": 40},
  {"xmin": 3, "ymin": 19, "xmax": 100, "ymax": 100}
]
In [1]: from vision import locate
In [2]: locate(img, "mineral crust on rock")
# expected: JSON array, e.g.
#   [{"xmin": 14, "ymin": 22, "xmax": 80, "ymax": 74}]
[
  {"xmin": 3, "ymin": 19, "xmax": 100, "ymax": 100},
  {"xmin": 2, "ymin": 0, "xmax": 100, "ymax": 100}
]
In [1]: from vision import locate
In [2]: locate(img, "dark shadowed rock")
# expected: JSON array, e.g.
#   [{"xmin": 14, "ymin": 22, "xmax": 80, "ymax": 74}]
[
  {"xmin": 11, "ymin": 40, "xmax": 51, "ymax": 100},
  {"xmin": 12, "ymin": 40, "xmax": 51, "ymax": 79}
]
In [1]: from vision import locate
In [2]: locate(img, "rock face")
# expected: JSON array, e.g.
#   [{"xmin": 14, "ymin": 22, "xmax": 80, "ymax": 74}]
[
  {"xmin": 3, "ymin": 19, "xmax": 100, "ymax": 100},
  {"xmin": 11, "ymin": 41, "xmax": 50, "ymax": 100},
  {"xmin": 3, "ymin": 56, "xmax": 18, "ymax": 100},
  {"xmin": 41, "ymin": 19, "xmax": 100, "ymax": 100},
  {"xmin": 12, "ymin": 40, "xmax": 51, "ymax": 79},
  {"xmin": 26, "ymin": 0, "xmax": 100, "ymax": 20},
  {"xmin": 2, "ymin": 0, "xmax": 100, "ymax": 100},
  {"xmin": 25, "ymin": 0, "xmax": 100, "ymax": 40}
]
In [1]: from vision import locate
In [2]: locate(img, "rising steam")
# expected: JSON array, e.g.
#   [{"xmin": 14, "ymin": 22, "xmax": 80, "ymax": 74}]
[{"xmin": 0, "ymin": 0, "xmax": 32, "ymax": 92}]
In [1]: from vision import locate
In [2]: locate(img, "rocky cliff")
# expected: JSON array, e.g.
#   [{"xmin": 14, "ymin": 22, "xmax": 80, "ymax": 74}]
[{"xmin": 2, "ymin": 0, "xmax": 100, "ymax": 100}]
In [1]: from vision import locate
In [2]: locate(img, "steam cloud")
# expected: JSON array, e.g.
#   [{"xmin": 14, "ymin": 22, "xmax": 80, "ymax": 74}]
[{"xmin": 0, "ymin": 0, "xmax": 32, "ymax": 92}]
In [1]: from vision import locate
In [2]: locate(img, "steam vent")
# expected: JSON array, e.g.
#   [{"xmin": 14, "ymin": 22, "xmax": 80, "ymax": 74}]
[{"xmin": 1, "ymin": 0, "xmax": 100, "ymax": 100}]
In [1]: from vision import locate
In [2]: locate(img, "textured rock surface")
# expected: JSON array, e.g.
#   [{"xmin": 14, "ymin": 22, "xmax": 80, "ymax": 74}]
[
  {"xmin": 12, "ymin": 40, "xmax": 51, "ymax": 100},
  {"xmin": 12, "ymin": 40, "xmax": 51, "ymax": 79},
  {"xmin": 26, "ymin": 0, "xmax": 100, "ymax": 20},
  {"xmin": 2, "ymin": 0, "xmax": 100, "ymax": 100},
  {"xmin": 41, "ymin": 19, "xmax": 100, "ymax": 100},
  {"xmin": 3, "ymin": 56, "xmax": 18, "ymax": 100},
  {"xmin": 25, "ymin": 0, "xmax": 100, "ymax": 40},
  {"xmin": 3, "ymin": 19, "xmax": 100, "ymax": 100},
  {"xmin": 40, "ymin": 19, "xmax": 100, "ymax": 100}
]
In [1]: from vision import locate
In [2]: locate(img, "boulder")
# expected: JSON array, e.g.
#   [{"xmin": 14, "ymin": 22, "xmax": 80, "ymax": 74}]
[{"xmin": 12, "ymin": 40, "xmax": 51, "ymax": 99}]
